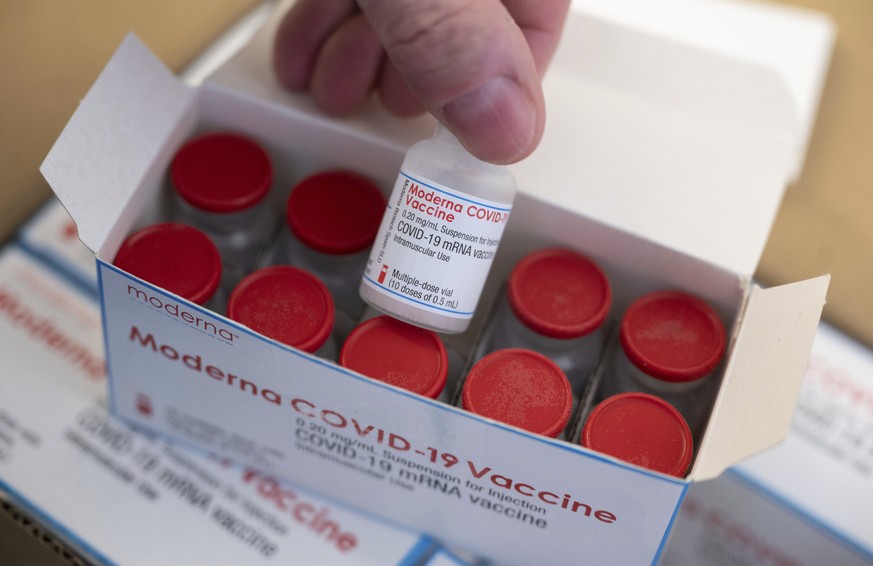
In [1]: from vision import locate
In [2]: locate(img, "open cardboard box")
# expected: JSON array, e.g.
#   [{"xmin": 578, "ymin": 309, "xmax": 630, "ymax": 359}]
[{"xmin": 41, "ymin": 3, "xmax": 833, "ymax": 563}]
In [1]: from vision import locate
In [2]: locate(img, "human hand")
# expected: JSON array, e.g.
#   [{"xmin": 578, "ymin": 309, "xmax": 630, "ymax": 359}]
[{"xmin": 273, "ymin": 0, "xmax": 570, "ymax": 164}]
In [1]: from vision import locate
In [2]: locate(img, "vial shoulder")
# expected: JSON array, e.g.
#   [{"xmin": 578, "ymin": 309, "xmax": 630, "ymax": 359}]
[{"xmin": 403, "ymin": 136, "xmax": 516, "ymax": 203}]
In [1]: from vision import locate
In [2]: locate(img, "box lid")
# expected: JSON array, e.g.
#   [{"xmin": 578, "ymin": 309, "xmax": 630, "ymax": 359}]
[
  {"xmin": 206, "ymin": 1, "xmax": 833, "ymax": 278},
  {"xmin": 690, "ymin": 274, "xmax": 830, "ymax": 481},
  {"xmin": 511, "ymin": 2, "xmax": 833, "ymax": 278}
]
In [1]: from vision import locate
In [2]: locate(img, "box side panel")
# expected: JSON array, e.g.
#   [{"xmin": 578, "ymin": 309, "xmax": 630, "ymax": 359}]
[
  {"xmin": 0, "ymin": 246, "xmax": 431, "ymax": 565},
  {"xmin": 692, "ymin": 275, "xmax": 830, "ymax": 481},
  {"xmin": 39, "ymin": 34, "xmax": 196, "ymax": 256},
  {"xmin": 662, "ymin": 471, "xmax": 873, "ymax": 566},
  {"xmin": 99, "ymin": 262, "xmax": 688, "ymax": 564},
  {"xmin": 734, "ymin": 323, "xmax": 873, "ymax": 557}
]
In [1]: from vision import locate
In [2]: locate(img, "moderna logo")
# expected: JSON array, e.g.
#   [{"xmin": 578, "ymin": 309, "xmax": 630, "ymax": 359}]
[{"xmin": 127, "ymin": 284, "xmax": 238, "ymax": 343}]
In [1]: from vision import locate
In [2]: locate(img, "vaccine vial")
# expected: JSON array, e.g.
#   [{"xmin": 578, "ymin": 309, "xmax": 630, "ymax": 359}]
[
  {"xmin": 360, "ymin": 124, "xmax": 517, "ymax": 334},
  {"xmin": 279, "ymin": 170, "xmax": 386, "ymax": 341},
  {"xmin": 170, "ymin": 131, "xmax": 275, "ymax": 289},
  {"xmin": 461, "ymin": 349, "xmax": 573, "ymax": 438},
  {"xmin": 114, "ymin": 222, "xmax": 221, "ymax": 308},
  {"xmin": 226, "ymin": 265, "xmax": 336, "ymax": 358},
  {"xmin": 600, "ymin": 290, "xmax": 727, "ymax": 434},
  {"xmin": 580, "ymin": 392, "xmax": 693, "ymax": 478},
  {"xmin": 481, "ymin": 247, "xmax": 611, "ymax": 393},
  {"xmin": 339, "ymin": 315, "xmax": 448, "ymax": 400}
]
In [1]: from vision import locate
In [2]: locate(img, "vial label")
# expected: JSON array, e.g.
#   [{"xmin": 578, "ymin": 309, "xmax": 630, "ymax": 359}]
[{"xmin": 362, "ymin": 170, "xmax": 512, "ymax": 321}]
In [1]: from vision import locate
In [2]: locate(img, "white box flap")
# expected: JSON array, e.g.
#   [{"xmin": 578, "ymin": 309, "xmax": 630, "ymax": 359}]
[
  {"xmin": 691, "ymin": 274, "xmax": 830, "ymax": 481},
  {"xmin": 570, "ymin": 0, "xmax": 836, "ymax": 183},
  {"xmin": 513, "ymin": 8, "xmax": 804, "ymax": 278},
  {"xmin": 40, "ymin": 34, "xmax": 197, "ymax": 256}
]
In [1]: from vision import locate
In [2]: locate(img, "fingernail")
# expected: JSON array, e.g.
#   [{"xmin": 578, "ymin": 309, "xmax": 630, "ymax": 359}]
[{"xmin": 442, "ymin": 77, "xmax": 538, "ymax": 164}]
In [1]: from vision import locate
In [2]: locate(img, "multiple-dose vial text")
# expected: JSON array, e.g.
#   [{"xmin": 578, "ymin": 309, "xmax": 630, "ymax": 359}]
[{"xmin": 114, "ymin": 129, "xmax": 727, "ymax": 479}]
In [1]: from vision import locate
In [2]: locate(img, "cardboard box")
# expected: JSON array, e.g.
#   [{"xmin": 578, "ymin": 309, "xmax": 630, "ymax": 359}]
[
  {"xmin": 40, "ymin": 3, "xmax": 833, "ymax": 563},
  {"xmin": 0, "ymin": 238, "xmax": 435, "ymax": 565},
  {"xmin": 662, "ymin": 323, "xmax": 873, "ymax": 565}
]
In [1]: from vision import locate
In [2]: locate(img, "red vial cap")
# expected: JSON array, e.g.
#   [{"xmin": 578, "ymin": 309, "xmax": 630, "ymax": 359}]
[
  {"xmin": 339, "ymin": 316, "xmax": 448, "ymax": 399},
  {"xmin": 508, "ymin": 248, "xmax": 611, "ymax": 339},
  {"xmin": 620, "ymin": 291, "xmax": 726, "ymax": 383},
  {"xmin": 113, "ymin": 223, "xmax": 220, "ymax": 306},
  {"xmin": 581, "ymin": 393, "xmax": 693, "ymax": 478},
  {"xmin": 462, "ymin": 349, "xmax": 572, "ymax": 438},
  {"xmin": 226, "ymin": 266, "xmax": 334, "ymax": 353},
  {"xmin": 171, "ymin": 132, "xmax": 272, "ymax": 213},
  {"xmin": 286, "ymin": 171, "xmax": 386, "ymax": 255}
]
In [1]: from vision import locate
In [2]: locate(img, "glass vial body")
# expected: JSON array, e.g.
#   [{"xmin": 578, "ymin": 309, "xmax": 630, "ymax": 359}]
[
  {"xmin": 360, "ymin": 125, "xmax": 517, "ymax": 334},
  {"xmin": 481, "ymin": 248, "xmax": 611, "ymax": 394},
  {"xmin": 339, "ymin": 315, "xmax": 448, "ymax": 400},
  {"xmin": 599, "ymin": 290, "xmax": 727, "ymax": 434},
  {"xmin": 226, "ymin": 266, "xmax": 337, "ymax": 359},
  {"xmin": 581, "ymin": 392, "xmax": 693, "ymax": 478},
  {"xmin": 114, "ymin": 222, "xmax": 222, "ymax": 310},
  {"xmin": 170, "ymin": 131, "xmax": 276, "ymax": 292},
  {"xmin": 276, "ymin": 171, "xmax": 386, "ymax": 342},
  {"xmin": 461, "ymin": 348, "xmax": 573, "ymax": 438}
]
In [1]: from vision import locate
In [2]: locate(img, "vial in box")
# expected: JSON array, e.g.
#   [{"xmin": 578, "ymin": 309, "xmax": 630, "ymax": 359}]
[
  {"xmin": 226, "ymin": 265, "xmax": 337, "ymax": 359},
  {"xmin": 581, "ymin": 392, "xmax": 693, "ymax": 478},
  {"xmin": 276, "ymin": 171, "xmax": 386, "ymax": 341},
  {"xmin": 461, "ymin": 349, "xmax": 573, "ymax": 438},
  {"xmin": 598, "ymin": 290, "xmax": 727, "ymax": 435},
  {"xmin": 114, "ymin": 222, "xmax": 223, "ymax": 310},
  {"xmin": 360, "ymin": 125, "xmax": 516, "ymax": 334},
  {"xmin": 480, "ymin": 247, "xmax": 611, "ymax": 394},
  {"xmin": 170, "ymin": 131, "xmax": 276, "ymax": 290},
  {"xmin": 339, "ymin": 315, "xmax": 448, "ymax": 400}
]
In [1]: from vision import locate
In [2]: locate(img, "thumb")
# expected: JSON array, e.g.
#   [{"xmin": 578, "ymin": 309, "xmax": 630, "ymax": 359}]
[{"xmin": 357, "ymin": 0, "xmax": 545, "ymax": 164}]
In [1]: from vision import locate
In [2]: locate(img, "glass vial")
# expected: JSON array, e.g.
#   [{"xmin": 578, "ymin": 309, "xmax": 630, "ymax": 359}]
[
  {"xmin": 461, "ymin": 349, "xmax": 573, "ymax": 438},
  {"xmin": 170, "ymin": 131, "xmax": 275, "ymax": 290},
  {"xmin": 360, "ymin": 124, "xmax": 517, "ymax": 334},
  {"xmin": 600, "ymin": 290, "xmax": 727, "ymax": 434},
  {"xmin": 278, "ymin": 170, "xmax": 386, "ymax": 341},
  {"xmin": 580, "ymin": 392, "xmax": 693, "ymax": 478},
  {"xmin": 481, "ymin": 247, "xmax": 611, "ymax": 393},
  {"xmin": 226, "ymin": 266, "xmax": 336, "ymax": 358},
  {"xmin": 339, "ymin": 315, "xmax": 448, "ymax": 400},
  {"xmin": 114, "ymin": 222, "xmax": 222, "ymax": 309}
]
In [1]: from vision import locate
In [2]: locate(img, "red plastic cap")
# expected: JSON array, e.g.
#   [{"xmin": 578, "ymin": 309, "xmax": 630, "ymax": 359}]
[
  {"xmin": 171, "ymin": 132, "xmax": 272, "ymax": 213},
  {"xmin": 226, "ymin": 266, "xmax": 334, "ymax": 353},
  {"xmin": 340, "ymin": 316, "xmax": 448, "ymax": 399},
  {"xmin": 286, "ymin": 171, "xmax": 386, "ymax": 255},
  {"xmin": 620, "ymin": 291, "xmax": 726, "ymax": 383},
  {"xmin": 114, "ymin": 223, "xmax": 220, "ymax": 305},
  {"xmin": 462, "ymin": 349, "xmax": 572, "ymax": 438},
  {"xmin": 581, "ymin": 393, "xmax": 693, "ymax": 477},
  {"xmin": 508, "ymin": 248, "xmax": 611, "ymax": 339}
]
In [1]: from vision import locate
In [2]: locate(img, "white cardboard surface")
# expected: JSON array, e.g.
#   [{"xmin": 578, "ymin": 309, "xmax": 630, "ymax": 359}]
[
  {"xmin": 570, "ymin": 0, "xmax": 836, "ymax": 182},
  {"xmin": 0, "ymin": 245, "xmax": 432, "ymax": 566},
  {"xmin": 40, "ymin": 34, "xmax": 197, "ymax": 259}
]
